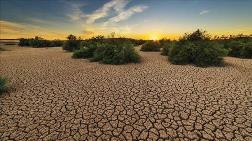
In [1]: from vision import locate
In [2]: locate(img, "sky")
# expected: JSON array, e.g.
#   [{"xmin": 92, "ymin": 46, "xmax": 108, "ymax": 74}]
[{"xmin": 0, "ymin": 0, "xmax": 252, "ymax": 40}]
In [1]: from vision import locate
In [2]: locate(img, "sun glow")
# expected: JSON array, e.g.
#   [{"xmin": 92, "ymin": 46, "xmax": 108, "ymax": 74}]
[{"xmin": 149, "ymin": 34, "xmax": 160, "ymax": 41}]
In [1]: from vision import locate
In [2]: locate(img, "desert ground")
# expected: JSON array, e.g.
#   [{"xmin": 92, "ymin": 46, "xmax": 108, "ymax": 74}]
[{"xmin": 0, "ymin": 46, "xmax": 252, "ymax": 141}]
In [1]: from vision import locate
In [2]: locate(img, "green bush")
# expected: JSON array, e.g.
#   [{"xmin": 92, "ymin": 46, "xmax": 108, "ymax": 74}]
[
  {"xmin": 224, "ymin": 40, "xmax": 243, "ymax": 57},
  {"xmin": 62, "ymin": 35, "xmax": 81, "ymax": 52},
  {"xmin": 169, "ymin": 41, "xmax": 227, "ymax": 67},
  {"xmin": 92, "ymin": 42, "xmax": 140, "ymax": 64},
  {"xmin": 223, "ymin": 40, "xmax": 252, "ymax": 58},
  {"xmin": 193, "ymin": 42, "xmax": 228, "ymax": 66},
  {"xmin": 63, "ymin": 40, "xmax": 81, "ymax": 52},
  {"xmin": 0, "ymin": 76, "xmax": 7, "ymax": 94},
  {"xmin": 160, "ymin": 41, "xmax": 175, "ymax": 56},
  {"xmin": 19, "ymin": 37, "xmax": 63, "ymax": 47},
  {"xmin": 140, "ymin": 41, "xmax": 160, "ymax": 52},
  {"xmin": 72, "ymin": 48, "xmax": 94, "ymax": 59},
  {"xmin": 169, "ymin": 42, "xmax": 193, "ymax": 65},
  {"xmin": 73, "ymin": 40, "xmax": 105, "ymax": 59},
  {"xmin": 169, "ymin": 30, "xmax": 228, "ymax": 67},
  {"xmin": 82, "ymin": 36, "xmax": 145, "ymax": 47},
  {"xmin": 19, "ymin": 38, "xmax": 30, "ymax": 46},
  {"xmin": 181, "ymin": 29, "xmax": 210, "ymax": 41},
  {"xmin": 240, "ymin": 42, "xmax": 252, "ymax": 58}
]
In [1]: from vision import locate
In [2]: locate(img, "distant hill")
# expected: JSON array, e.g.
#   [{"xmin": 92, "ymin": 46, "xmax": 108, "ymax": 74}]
[{"xmin": 0, "ymin": 39, "xmax": 19, "ymax": 45}]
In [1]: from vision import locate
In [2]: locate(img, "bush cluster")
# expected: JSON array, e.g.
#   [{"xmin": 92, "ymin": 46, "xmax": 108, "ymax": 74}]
[
  {"xmin": 63, "ymin": 40, "xmax": 81, "ymax": 52},
  {"xmin": 159, "ymin": 39, "xmax": 175, "ymax": 56},
  {"xmin": 213, "ymin": 34, "xmax": 252, "ymax": 58},
  {"xmin": 224, "ymin": 40, "xmax": 252, "ymax": 58},
  {"xmin": 168, "ymin": 29, "xmax": 228, "ymax": 67},
  {"xmin": 72, "ymin": 47, "xmax": 96, "ymax": 59},
  {"xmin": 19, "ymin": 37, "xmax": 63, "ymax": 47},
  {"xmin": 240, "ymin": 42, "xmax": 252, "ymax": 58},
  {"xmin": 0, "ymin": 76, "xmax": 7, "ymax": 94},
  {"xmin": 62, "ymin": 35, "xmax": 81, "ymax": 52},
  {"xmin": 89, "ymin": 36, "xmax": 145, "ymax": 46},
  {"xmin": 169, "ymin": 41, "xmax": 227, "ymax": 67},
  {"xmin": 92, "ymin": 42, "xmax": 140, "ymax": 64},
  {"xmin": 72, "ymin": 39, "xmax": 140, "ymax": 65},
  {"xmin": 140, "ymin": 41, "xmax": 160, "ymax": 52}
]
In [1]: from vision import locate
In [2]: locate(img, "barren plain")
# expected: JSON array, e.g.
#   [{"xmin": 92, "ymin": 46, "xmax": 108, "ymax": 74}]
[{"xmin": 0, "ymin": 46, "xmax": 252, "ymax": 140}]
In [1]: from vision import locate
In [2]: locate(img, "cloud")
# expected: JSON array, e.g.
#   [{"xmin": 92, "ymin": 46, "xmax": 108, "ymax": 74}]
[
  {"xmin": 86, "ymin": 0, "xmax": 129, "ymax": 24},
  {"xmin": 67, "ymin": 3, "xmax": 87, "ymax": 21},
  {"xmin": 0, "ymin": 20, "xmax": 67, "ymax": 39},
  {"xmin": 199, "ymin": 10, "xmax": 209, "ymax": 15},
  {"xmin": 29, "ymin": 18, "xmax": 60, "ymax": 26},
  {"xmin": 83, "ymin": 30, "xmax": 94, "ymax": 35},
  {"xmin": 0, "ymin": 20, "xmax": 25, "ymax": 33},
  {"xmin": 65, "ymin": 0, "xmax": 148, "ymax": 38},
  {"xmin": 107, "ymin": 5, "xmax": 148, "ymax": 23}
]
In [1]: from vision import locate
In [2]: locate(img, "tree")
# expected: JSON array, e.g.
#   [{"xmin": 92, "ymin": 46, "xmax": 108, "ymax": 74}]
[{"xmin": 67, "ymin": 34, "xmax": 77, "ymax": 40}]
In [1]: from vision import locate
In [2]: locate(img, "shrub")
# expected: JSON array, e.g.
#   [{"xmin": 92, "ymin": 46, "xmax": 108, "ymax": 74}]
[
  {"xmin": 193, "ymin": 42, "xmax": 228, "ymax": 66},
  {"xmin": 160, "ymin": 41, "xmax": 175, "ymax": 56},
  {"xmin": 67, "ymin": 34, "xmax": 77, "ymax": 40},
  {"xmin": 0, "ymin": 76, "xmax": 7, "ymax": 94},
  {"xmin": 19, "ymin": 37, "xmax": 63, "ymax": 47},
  {"xmin": 62, "ymin": 35, "xmax": 81, "ymax": 52},
  {"xmin": 223, "ymin": 40, "xmax": 252, "ymax": 58},
  {"xmin": 224, "ymin": 40, "xmax": 243, "ymax": 57},
  {"xmin": 62, "ymin": 40, "xmax": 81, "ymax": 51},
  {"xmin": 181, "ymin": 29, "xmax": 210, "ymax": 41},
  {"xmin": 240, "ymin": 42, "xmax": 252, "ymax": 58},
  {"xmin": 92, "ymin": 42, "xmax": 140, "ymax": 64},
  {"xmin": 19, "ymin": 38, "xmax": 30, "ymax": 46},
  {"xmin": 169, "ymin": 42, "xmax": 193, "ymax": 65},
  {"xmin": 169, "ymin": 41, "xmax": 228, "ymax": 67},
  {"xmin": 169, "ymin": 30, "xmax": 228, "ymax": 67},
  {"xmin": 72, "ymin": 48, "xmax": 94, "ymax": 59},
  {"xmin": 140, "ymin": 41, "xmax": 160, "ymax": 52}
]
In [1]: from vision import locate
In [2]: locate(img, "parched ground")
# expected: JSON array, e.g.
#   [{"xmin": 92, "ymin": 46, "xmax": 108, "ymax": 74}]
[{"xmin": 0, "ymin": 46, "xmax": 252, "ymax": 141}]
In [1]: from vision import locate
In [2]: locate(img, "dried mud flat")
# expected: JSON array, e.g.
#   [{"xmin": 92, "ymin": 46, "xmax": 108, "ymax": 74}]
[{"xmin": 0, "ymin": 46, "xmax": 252, "ymax": 141}]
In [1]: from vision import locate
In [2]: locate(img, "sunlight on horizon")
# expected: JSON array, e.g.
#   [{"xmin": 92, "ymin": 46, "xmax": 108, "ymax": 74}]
[{"xmin": 149, "ymin": 34, "xmax": 160, "ymax": 41}]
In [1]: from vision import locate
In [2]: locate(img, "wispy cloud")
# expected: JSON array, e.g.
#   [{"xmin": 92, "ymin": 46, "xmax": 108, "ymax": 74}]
[
  {"xmin": 0, "ymin": 20, "xmax": 25, "ymax": 35},
  {"xmin": 107, "ymin": 5, "xmax": 148, "ymax": 24},
  {"xmin": 67, "ymin": 3, "xmax": 87, "ymax": 21},
  {"xmin": 65, "ymin": 0, "xmax": 148, "ymax": 38},
  {"xmin": 199, "ymin": 10, "xmax": 209, "ymax": 15},
  {"xmin": 84, "ymin": 0, "xmax": 148, "ymax": 25},
  {"xmin": 86, "ymin": 0, "xmax": 129, "ymax": 24}
]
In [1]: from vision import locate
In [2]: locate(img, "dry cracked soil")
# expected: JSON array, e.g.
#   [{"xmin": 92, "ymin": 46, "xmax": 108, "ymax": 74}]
[{"xmin": 0, "ymin": 46, "xmax": 252, "ymax": 141}]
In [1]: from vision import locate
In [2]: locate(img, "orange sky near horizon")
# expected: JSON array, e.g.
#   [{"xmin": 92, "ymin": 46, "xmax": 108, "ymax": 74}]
[{"xmin": 1, "ymin": 20, "xmax": 251, "ymax": 41}]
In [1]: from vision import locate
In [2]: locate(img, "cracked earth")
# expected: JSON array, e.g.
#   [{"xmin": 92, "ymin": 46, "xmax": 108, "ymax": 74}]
[{"xmin": 0, "ymin": 46, "xmax": 252, "ymax": 141}]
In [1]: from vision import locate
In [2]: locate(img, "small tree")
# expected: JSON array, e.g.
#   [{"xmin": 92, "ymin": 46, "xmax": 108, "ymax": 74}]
[
  {"xmin": 63, "ymin": 34, "xmax": 81, "ymax": 51},
  {"xmin": 67, "ymin": 34, "xmax": 77, "ymax": 40}
]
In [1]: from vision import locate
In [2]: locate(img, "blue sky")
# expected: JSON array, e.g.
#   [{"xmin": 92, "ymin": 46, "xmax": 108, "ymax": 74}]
[{"xmin": 0, "ymin": 0, "xmax": 252, "ymax": 39}]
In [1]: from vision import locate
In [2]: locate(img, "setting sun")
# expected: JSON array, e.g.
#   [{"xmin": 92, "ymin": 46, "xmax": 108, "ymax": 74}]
[{"xmin": 149, "ymin": 34, "xmax": 160, "ymax": 41}]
